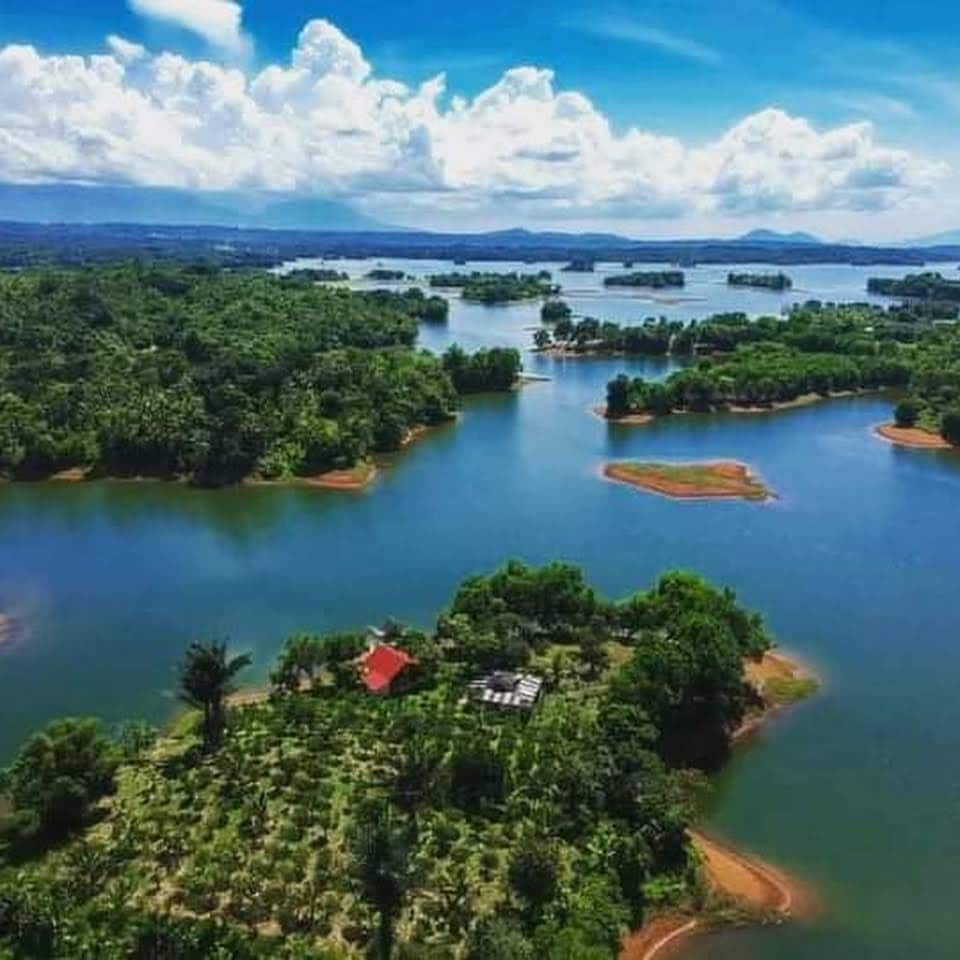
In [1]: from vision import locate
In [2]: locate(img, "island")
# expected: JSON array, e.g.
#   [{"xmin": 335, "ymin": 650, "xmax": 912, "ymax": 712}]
[
  {"xmin": 281, "ymin": 267, "xmax": 349, "ymax": 283},
  {"xmin": 867, "ymin": 271, "xmax": 960, "ymax": 302},
  {"xmin": 0, "ymin": 266, "xmax": 519, "ymax": 487},
  {"xmin": 0, "ymin": 560, "xmax": 814, "ymax": 959},
  {"xmin": 596, "ymin": 302, "xmax": 960, "ymax": 442},
  {"xmin": 560, "ymin": 259, "xmax": 595, "ymax": 272},
  {"xmin": 540, "ymin": 298, "xmax": 573, "ymax": 323},
  {"xmin": 727, "ymin": 271, "xmax": 792, "ymax": 291},
  {"xmin": 604, "ymin": 270, "xmax": 685, "ymax": 289},
  {"xmin": 603, "ymin": 461, "xmax": 773, "ymax": 501},
  {"xmin": 365, "ymin": 268, "xmax": 408, "ymax": 281},
  {"xmin": 429, "ymin": 270, "xmax": 559, "ymax": 303}
]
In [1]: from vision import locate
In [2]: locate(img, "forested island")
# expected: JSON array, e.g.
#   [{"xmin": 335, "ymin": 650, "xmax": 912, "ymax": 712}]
[
  {"xmin": 604, "ymin": 271, "xmax": 685, "ymax": 289},
  {"xmin": 0, "ymin": 561, "xmax": 811, "ymax": 959},
  {"xmin": 282, "ymin": 268, "xmax": 349, "ymax": 283},
  {"xmin": 867, "ymin": 272, "xmax": 960, "ymax": 302},
  {"xmin": 366, "ymin": 269, "xmax": 408, "ymax": 282},
  {"xmin": 362, "ymin": 288, "xmax": 450, "ymax": 323},
  {"xmin": 727, "ymin": 272, "xmax": 792, "ymax": 291},
  {"xmin": 428, "ymin": 271, "xmax": 558, "ymax": 303},
  {"xmin": 560, "ymin": 260, "xmax": 594, "ymax": 272},
  {"xmin": 600, "ymin": 302, "xmax": 960, "ymax": 443},
  {"xmin": 0, "ymin": 266, "xmax": 517, "ymax": 485}
]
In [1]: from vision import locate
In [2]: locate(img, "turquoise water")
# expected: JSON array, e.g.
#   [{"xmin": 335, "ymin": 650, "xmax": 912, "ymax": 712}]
[{"xmin": 2, "ymin": 263, "xmax": 960, "ymax": 956}]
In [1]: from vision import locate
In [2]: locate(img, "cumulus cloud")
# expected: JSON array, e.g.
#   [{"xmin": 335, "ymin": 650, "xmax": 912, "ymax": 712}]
[
  {"xmin": 0, "ymin": 18, "xmax": 946, "ymax": 221},
  {"xmin": 128, "ymin": 0, "xmax": 248, "ymax": 56}
]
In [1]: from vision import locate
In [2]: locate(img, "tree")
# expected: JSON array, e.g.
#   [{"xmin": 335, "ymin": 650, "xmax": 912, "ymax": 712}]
[
  {"xmin": 465, "ymin": 917, "xmax": 534, "ymax": 960},
  {"xmin": 605, "ymin": 375, "xmax": 631, "ymax": 418},
  {"xmin": 894, "ymin": 398, "xmax": 919, "ymax": 428},
  {"xmin": 508, "ymin": 833, "xmax": 559, "ymax": 922},
  {"xmin": 940, "ymin": 408, "xmax": 960, "ymax": 445},
  {"xmin": 347, "ymin": 804, "xmax": 412, "ymax": 960},
  {"xmin": 533, "ymin": 328, "xmax": 552, "ymax": 350},
  {"xmin": 5, "ymin": 718, "xmax": 118, "ymax": 837},
  {"xmin": 178, "ymin": 641, "xmax": 251, "ymax": 752}
]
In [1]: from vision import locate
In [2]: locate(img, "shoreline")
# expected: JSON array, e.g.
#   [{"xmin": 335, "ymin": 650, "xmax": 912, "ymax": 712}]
[
  {"xmin": 602, "ymin": 461, "xmax": 774, "ymax": 502},
  {"xmin": 874, "ymin": 422, "xmax": 952, "ymax": 450},
  {"xmin": 620, "ymin": 650, "xmax": 818, "ymax": 960}
]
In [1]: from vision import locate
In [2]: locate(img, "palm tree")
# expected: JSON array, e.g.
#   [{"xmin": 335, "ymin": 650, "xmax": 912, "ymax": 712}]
[
  {"xmin": 178, "ymin": 641, "xmax": 251, "ymax": 752},
  {"xmin": 348, "ymin": 804, "xmax": 412, "ymax": 960}
]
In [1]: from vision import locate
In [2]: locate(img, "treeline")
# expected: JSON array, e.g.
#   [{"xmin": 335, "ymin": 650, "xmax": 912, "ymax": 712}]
[
  {"xmin": 362, "ymin": 287, "xmax": 450, "ymax": 322},
  {"xmin": 442, "ymin": 345, "xmax": 523, "ymax": 393},
  {"xmin": 0, "ymin": 562, "xmax": 774, "ymax": 958},
  {"xmin": 281, "ymin": 267, "xmax": 348, "ymax": 283},
  {"xmin": 891, "ymin": 335, "xmax": 960, "ymax": 442},
  {"xmin": 606, "ymin": 345, "xmax": 911, "ymax": 418},
  {"xmin": 727, "ymin": 272, "xmax": 792, "ymax": 291},
  {"xmin": 430, "ymin": 271, "xmax": 559, "ymax": 303},
  {"xmin": 0, "ymin": 266, "xmax": 507, "ymax": 485},
  {"xmin": 868, "ymin": 272, "xmax": 960, "ymax": 302},
  {"xmin": 601, "ymin": 301, "xmax": 960, "ymax": 430},
  {"xmin": 604, "ymin": 271, "xmax": 685, "ymax": 289},
  {"xmin": 538, "ymin": 302, "xmax": 939, "ymax": 357}
]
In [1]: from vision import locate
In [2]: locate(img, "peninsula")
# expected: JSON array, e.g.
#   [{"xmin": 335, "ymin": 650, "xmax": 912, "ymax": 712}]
[{"xmin": 0, "ymin": 561, "xmax": 814, "ymax": 959}]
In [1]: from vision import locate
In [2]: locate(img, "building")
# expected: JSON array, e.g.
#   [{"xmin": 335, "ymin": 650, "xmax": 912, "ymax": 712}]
[
  {"xmin": 467, "ymin": 671, "xmax": 544, "ymax": 710},
  {"xmin": 358, "ymin": 643, "xmax": 417, "ymax": 695}
]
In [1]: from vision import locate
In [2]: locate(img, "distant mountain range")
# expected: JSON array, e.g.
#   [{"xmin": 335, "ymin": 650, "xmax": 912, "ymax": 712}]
[
  {"xmin": 0, "ymin": 184, "xmax": 388, "ymax": 231},
  {"xmin": 735, "ymin": 229, "xmax": 822, "ymax": 245}
]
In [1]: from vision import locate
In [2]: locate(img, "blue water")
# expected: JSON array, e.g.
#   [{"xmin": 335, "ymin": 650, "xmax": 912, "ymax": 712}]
[{"xmin": 2, "ymin": 261, "xmax": 960, "ymax": 956}]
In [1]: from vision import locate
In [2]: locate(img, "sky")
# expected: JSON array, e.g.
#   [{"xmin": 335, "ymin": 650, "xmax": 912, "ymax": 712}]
[{"xmin": 0, "ymin": 0, "xmax": 958, "ymax": 239}]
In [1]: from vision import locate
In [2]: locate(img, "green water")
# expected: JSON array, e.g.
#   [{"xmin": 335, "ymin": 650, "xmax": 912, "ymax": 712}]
[{"xmin": 2, "ymin": 262, "xmax": 960, "ymax": 956}]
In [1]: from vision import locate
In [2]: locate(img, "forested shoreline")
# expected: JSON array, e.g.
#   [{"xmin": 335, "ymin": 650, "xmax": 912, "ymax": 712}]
[
  {"xmin": 0, "ymin": 266, "xmax": 518, "ymax": 485},
  {"xmin": 0, "ymin": 561, "xmax": 782, "ymax": 959},
  {"xmin": 581, "ymin": 303, "xmax": 960, "ymax": 441}
]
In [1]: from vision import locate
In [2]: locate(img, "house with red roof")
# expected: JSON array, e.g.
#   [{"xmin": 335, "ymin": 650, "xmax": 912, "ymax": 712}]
[{"xmin": 358, "ymin": 643, "xmax": 417, "ymax": 695}]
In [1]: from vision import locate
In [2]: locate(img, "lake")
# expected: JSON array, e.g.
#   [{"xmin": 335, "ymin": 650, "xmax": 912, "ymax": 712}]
[{"xmin": 2, "ymin": 259, "xmax": 960, "ymax": 957}]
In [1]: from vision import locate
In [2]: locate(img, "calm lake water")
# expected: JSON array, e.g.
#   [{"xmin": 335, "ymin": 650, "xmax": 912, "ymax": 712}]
[{"xmin": 2, "ymin": 260, "xmax": 960, "ymax": 957}]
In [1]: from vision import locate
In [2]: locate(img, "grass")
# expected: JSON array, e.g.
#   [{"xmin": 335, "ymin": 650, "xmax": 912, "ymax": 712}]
[{"xmin": 605, "ymin": 462, "xmax": 773, "ymax": 501}]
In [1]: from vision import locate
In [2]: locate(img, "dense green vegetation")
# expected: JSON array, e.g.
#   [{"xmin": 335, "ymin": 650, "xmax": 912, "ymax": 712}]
[
  {"xmin": 602, "ymin": 302, "xmax": 949, "ymax": 422},
  {"xmin": 727, "ymin": 272, "xmax": 792, "ymax": 291},
  {"xmin": 603, "ymin": 271, "xmax": 684, "ymax": 289},
  {"xmin": 540, "ymin": 299, "xmax": 573, "ymax": 323},
  {"xmin": 0, "ymin": 266, "xmax": 510, "ymax": 485},
  {"xmin": 0, "ymin": 561, "xmax": 776, "ymax": 958},
  {"xmin": 442, "ymin": 346, "xmax": 523, "ymax": 394},
  {"xmin": 429, "ymin": 272, "xmax": 558, "ymax": 303},
  {"xmin": 867, "ymin": 272, "xmax": 960, "ymax": 302},
  {"xmin": 366, "ymin": 270, "xmax": 408, "ymax": 282},
  {"xmin": 283, "ymin": 269, "xmax": 349, "ymax": 283},
  {"xmin": 362, "ymin": 289, "xmax": 450, "ymax": 323}
]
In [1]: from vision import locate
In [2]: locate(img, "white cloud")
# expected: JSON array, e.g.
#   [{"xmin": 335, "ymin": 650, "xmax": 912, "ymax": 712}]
[
  {"xmin": 0, "ymin": 18, "xmax": 947, "ymax": 223},
  {"xmin": 106, "ymin": 35, "xmax": 146, "ymax": 65},
  {"xmin": 128, "ymin": 0, "xmax": 248, "ymax": 56}
]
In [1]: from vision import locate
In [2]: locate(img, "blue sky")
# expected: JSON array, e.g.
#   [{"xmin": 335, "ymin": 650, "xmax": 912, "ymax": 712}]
[{"xmin": 0, "ymin": 0, "xmax": 958, "ymax": 238}]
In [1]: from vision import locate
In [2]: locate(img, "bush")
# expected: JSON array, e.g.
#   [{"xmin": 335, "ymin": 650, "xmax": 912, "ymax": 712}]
[
  {"xmin": 894, "ymin": 398, "xmax": 919, "ymax": 428},
  {"xmin": 5, "ymin": 718, "xmax": 118, "ymax": 838}
]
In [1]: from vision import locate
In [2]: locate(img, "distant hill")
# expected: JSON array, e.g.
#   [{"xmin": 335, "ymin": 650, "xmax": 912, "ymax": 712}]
[
  {"xmin": 0, "ymin": 183, "xmax": 388, "ymax": 231},
  {"xmin": 736, "ymin": 228, "xmax": 822, "ymax": 245},
  {"xmin": 911, "ymin": 229, "xmax": 960, "ymax": 247}
]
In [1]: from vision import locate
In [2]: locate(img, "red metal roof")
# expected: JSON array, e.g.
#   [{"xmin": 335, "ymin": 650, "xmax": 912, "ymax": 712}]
[{"xmin": 359, "ymin": 644, "xmax": 416, "ymax": 693}]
